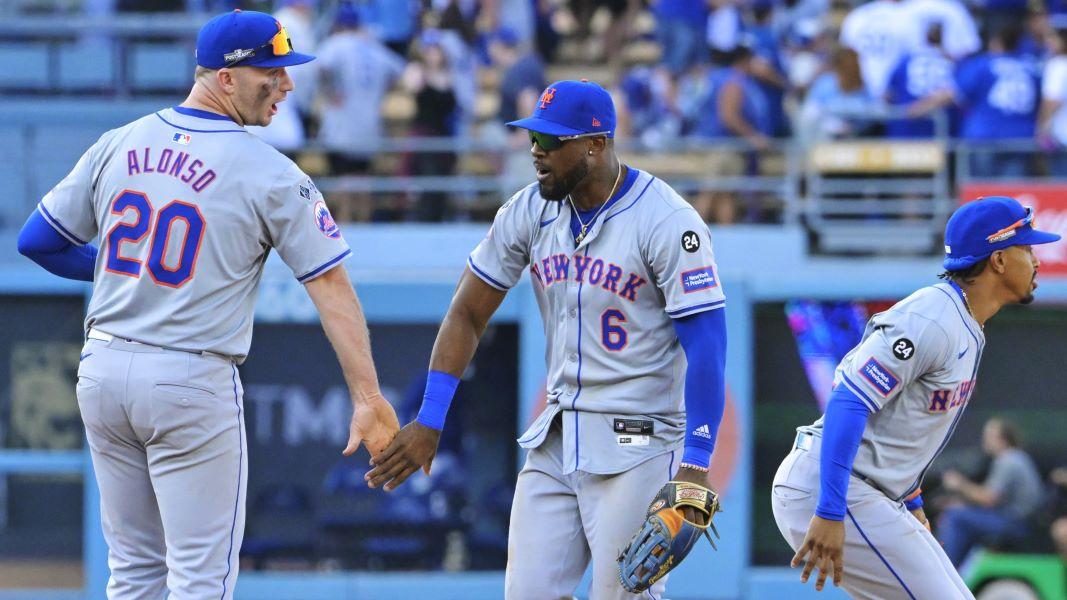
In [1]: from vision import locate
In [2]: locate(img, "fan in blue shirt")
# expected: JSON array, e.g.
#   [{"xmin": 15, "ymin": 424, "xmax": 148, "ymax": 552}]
[{"xmin": 885, "ymin": 23, "xmax": 957, "ymax": 138}]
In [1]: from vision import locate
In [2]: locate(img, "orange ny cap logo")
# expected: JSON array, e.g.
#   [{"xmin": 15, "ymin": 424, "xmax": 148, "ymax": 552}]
[{"xmin": 539, "ymin": 87, "xmax": 557, "ymax": 109}]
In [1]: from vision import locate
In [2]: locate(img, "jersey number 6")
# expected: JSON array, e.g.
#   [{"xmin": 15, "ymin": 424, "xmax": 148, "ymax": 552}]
[
  {"xmin": 601, "ymin": 309, "xmax": 628, "ymax": 351},
  {"xmin": 105, "ymin": 189, "xmax": 205, "ymax": 288}
]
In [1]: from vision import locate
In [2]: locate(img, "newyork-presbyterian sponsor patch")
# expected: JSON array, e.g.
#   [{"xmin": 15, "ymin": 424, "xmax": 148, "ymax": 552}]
[
  {"xmin": 860, "ymin": 357, "xmax": 900, "ymax": 397},
  {"xmin": 681, "ymin": 266, "xmax": 717, "ymax": 293}
]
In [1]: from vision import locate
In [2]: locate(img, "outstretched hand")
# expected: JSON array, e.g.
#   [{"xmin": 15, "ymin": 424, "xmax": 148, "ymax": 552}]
[
  {"xmin": 364, "ymin": 421, "xmax": 442, "ymax": 491},
  {"xmin": 343, "ymin": 394, "xmax": 400, "ymax": 458},
  {"xmin": 792, "ymin": 515, "xmax": 846, "ymax": 591}
]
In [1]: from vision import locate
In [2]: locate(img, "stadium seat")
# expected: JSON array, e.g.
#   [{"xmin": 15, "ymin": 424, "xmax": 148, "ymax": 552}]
[
  {"xmin": 129, "ymin": 42, "xmax": 192, "ymax": 92},
  {"xmin": 58, "ymin": 42, "xmax": 115, "ymax": 91},
  {"xmin": 0, "ymin": 42, "xmax": 50, "ymax": 90}
]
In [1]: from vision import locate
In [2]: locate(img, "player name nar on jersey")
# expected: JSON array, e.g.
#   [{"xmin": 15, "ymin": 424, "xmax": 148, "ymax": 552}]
[{"xmin": 468, "ymin": 168, "xmax": 726, "ymax": 474}]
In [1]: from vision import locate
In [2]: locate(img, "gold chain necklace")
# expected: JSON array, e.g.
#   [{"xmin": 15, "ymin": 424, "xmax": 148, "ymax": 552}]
[{"xmin": 571, "ymin": 164, "xmax": 624, "ymax": 245}]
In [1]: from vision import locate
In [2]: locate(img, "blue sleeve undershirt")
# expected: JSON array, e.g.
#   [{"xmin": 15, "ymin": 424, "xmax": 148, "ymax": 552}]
[
  {"xmin": 816, "ymin": 385, "xmax": 872, "ymax": 521},
  {"xmin": 671, "ymin": 307, "xmax": 727, "ymax": 470},
  {"xmin": 17, "ymin": 209, "xmax": 97, "ymax": 282}
]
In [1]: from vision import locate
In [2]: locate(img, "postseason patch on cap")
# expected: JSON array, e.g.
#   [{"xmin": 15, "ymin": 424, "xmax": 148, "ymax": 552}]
[
  {"xmin": 681, "ymin": 266, "xmax": 718, "ymax": 293},
  {"xmin": 860, "ymin": 357, "xmax": 900, "ymax": 397},
  {"xmin": 313, "ymin": 200, "xmax": 340, "ymax": 239}
]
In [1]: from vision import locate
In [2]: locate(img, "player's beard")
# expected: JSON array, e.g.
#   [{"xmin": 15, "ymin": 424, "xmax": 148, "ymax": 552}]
[
  {"xmin": 1020, "ymin": 274, "xmax": 1036, "ymax": 305},
  {"xmin": 539, "ymin": 160, "xmax": 590, "ymax": 201}
]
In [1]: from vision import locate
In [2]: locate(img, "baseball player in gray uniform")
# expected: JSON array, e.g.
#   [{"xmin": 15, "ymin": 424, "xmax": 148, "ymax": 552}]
[
  {"xmin": 16, "ymin": 11, "xmax": 400, "ymax": 599},
  {"xmin": 772, "ymin": 196, "xmax": 1061, "ymax": 598},
  {"xmin": 364, "ymin": 80, "xmax": 729, "ymax": 598}
]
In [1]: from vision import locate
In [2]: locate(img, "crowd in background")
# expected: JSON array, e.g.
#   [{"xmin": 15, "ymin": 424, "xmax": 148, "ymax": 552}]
[{"xmin": 13, "ymin": 0, "xmax": 1067, "ymax": 221}]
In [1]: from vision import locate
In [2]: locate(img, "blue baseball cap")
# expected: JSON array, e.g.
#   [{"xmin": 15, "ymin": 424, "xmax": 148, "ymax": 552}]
[
  {"xmin": 507, "ymin": 80, "xmax": 616, "ymax": 138},
  {"xmin": 196, "ymin": 10, "xmax": 315, "ymax": 69},
  {"xmin": 943, "ymin": 196, "xmax": 1061, "ymax": 270}
]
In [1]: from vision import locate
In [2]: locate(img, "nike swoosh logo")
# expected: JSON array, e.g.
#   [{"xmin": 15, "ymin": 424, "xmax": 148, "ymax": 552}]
[
  {"xmin": 79, "ymin": 352, "xmax": 93, "ymax": 361},
  {"xmin": 957, "ymin": 347, "xmax": 968, "ymax": 359}
]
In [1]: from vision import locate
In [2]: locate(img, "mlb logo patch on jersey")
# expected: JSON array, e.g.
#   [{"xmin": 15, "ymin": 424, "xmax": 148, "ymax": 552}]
[
  {"xmin": 313, "ymin": 201, "xmax": 341, "ymax": 239},
  {"xmin": 681, "ymin": 266, "xmax": 717, "ymax": 293},
  {"xmin": 860, "ymin": 357, "xmax": 900, "ymax": 397},
  {"xmin": 172, "ymin": 133, "xmax": 191, "ymax": 145}
]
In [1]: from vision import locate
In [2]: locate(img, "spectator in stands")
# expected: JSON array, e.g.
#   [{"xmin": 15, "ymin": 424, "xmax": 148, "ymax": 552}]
[
  {"xmin": 746, "ymin": 2, "xmax": 791, "ymax": 136},
  {"xmin": 316, "ymin": 3, "xmax": 405, "ymax": 221},
  {"xmin": 533, "ymin": 0, "xmax": 563, "ymax": 63},
  {"xmin": 903, "ymin": 0, "xmax": 980, "ymax": 60},
  {"xmin": 707, "ymin": 0, "xmax": 743, "ymax": 56},
  {"xmin": 771, "ymin": 0, "xmax": 830, "ymax": 45},
  {"xmin": 402, "ymin": 30, "xmax": 459, "ymax": 222},
  {"xmin": 840, "ymin": 0, "xmax": 918, "ymax": 98},
  {"xmin": 427, "ymin": 2, "xmax": 479, "ymax": 136},
  {"xmin": 783, "ymin": 17, "xmax": 830, "ymax": 98},
  {"xmin": 1039, "ymin": 24, "xmax": 1067, "ymax": 169},
  {"xmin": 694, "ymin": 44, "xmax": 772, "ymax": 149},
  {"xmin": 358, "ymin": 0, "xmax": 420, "ymax": 57},
  {"xmin": 568, "ymin": 0, "xmax": 642, "ymax": 69},
  {"xmin": 489, "ymin": 27, "xmax": 545, "ymax": 128},
  {"xmin": 910, "ymin": 23, "xmax": 1040, "ymax": 177},
  {"xmin": 1049, "ymin": 467, "xmax": 1067, "ymax": 562},
  {"xmin": 937, "ymin": 417, "xmax": 1045, "ymax": 567},
  {"xmin": 885, "ymin": 21, "xmax": 956, "ymax": 138},
  {"xmin": 798, "ymin": 46, "xmax": 877, "ymax": 140},
  {"xmin": 652, "ymin": 0, "xmax": 710, "ymax": 75},
  {"xmin": 618, "ymin": 63, "xmax": 681, "ymax": 149}
]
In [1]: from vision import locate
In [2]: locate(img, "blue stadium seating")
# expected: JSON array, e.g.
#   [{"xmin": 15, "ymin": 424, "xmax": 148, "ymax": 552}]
[
  {"xmin": 129, "ymin": 42, "xmax": 192, "ymax": 91},
  {"xmin": 0, "ymin": 42, "xmax": 50, "ymax": 90}
]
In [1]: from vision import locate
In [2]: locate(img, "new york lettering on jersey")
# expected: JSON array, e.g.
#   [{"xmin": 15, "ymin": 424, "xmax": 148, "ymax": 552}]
[{"xmin": 469, "ymin": 168, "xmax": 726, "ymax": 473}]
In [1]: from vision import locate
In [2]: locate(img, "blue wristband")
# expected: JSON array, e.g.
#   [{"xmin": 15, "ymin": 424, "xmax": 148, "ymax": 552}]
[
  {"xmin": 905, "ymin": 494, "xmax": 924, "ymax": 511},
  {"xmin": 416, "ymin": 370, "xmax": 460, "ymax": 431}
]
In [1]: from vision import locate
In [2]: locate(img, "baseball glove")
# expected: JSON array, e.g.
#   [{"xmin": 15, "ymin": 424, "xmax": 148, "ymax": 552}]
[{"xmin": 617, "ymin": 481, "xmax": 721, "ymax": 594}]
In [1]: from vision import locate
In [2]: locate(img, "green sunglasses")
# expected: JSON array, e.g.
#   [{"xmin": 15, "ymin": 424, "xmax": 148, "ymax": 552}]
[{"xmin": 529, "ymin": 130, "xmax": 605, "ymax": 151}]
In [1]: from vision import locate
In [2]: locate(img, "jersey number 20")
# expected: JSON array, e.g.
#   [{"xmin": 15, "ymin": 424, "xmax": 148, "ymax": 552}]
[{"xmin": 105, "ymin": 190, "xmax": 205, "ymax": 288}]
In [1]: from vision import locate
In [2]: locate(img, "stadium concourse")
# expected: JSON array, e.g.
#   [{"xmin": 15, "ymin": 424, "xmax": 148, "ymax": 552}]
[{"xmin": 0, "ymin": 1, "xmax": 1066, "ymax": 599}]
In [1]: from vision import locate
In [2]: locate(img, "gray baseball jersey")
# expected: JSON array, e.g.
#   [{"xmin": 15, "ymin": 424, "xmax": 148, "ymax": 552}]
[
  {"xmin": 799, "ymin": 281, "xmax": 986, "ymax": 500},
  {"xmin": 468, "ymin": 167, "xmax": 726, "ymax": 475},
  {"xmin": 39, "ymin": 106, "xmax": 350, "ymax": 361}
]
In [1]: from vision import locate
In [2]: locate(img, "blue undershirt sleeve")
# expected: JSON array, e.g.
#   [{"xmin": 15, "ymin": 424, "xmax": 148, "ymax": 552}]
[
  {"xmin": 671, "ymin": 307, "xmax": 727, "ymax": 470},
  {"xmin": 17, "ymin": 209, "xmax": 97, "ymax": 282},
  {"xmin": 816, "ymin": 385, "xmax": 872, "ymax": 521}
]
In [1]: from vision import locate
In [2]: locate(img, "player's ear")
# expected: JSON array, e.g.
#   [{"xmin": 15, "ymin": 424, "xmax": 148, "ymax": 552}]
[
  {"xmin": 587, "ymin": 136, "xmax": 607, "ymax": 156},
  {"xmin": 989, "ymin": 250, "xmax": 1008, "ymax": 273},
  {"xmin": 215, "ymin": 68, "xmax": 238, "ymax": 94}
]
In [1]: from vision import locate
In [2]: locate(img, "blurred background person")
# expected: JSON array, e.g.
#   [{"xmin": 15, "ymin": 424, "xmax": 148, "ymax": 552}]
[
  {"xmin": 357, "ymin": 0, "xmax": 420, "ymax": 57},
  {"xmin": 652, "ymin": 0, "xmax": 710, "ymax": 76},
  {"xmin": 910, "ymin": 23, "xmax": 1040, "ymax": 178},
  {"xmin": 402, "ymin": 30, "xmax": 459, "ymax": 222},
  {"xmin": 798, "ymin": 45, "xmax": 877, "ymax": 141},
  {"xmin": 1039, "ymin": 21, "xmax": 1067, "ymax": 172},
  {"xmin": 839, "ymin": 0, "xmax": 919, "ymax": 99},
  {"xmin": 1049, "ymin": 467, "xmax": 1067, "ymax": 563},
  {"xmin": 938, "ymin": 418, "xmax": 1045, "ymax": 567},
  {"xmin": 315, "ymin": 2, "xmax": 405, "ymax": 222},
  {"xmin": 884, "ymin": 20, "xmax": 956, "ymax": 138}
]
